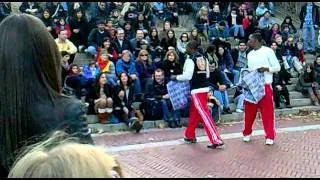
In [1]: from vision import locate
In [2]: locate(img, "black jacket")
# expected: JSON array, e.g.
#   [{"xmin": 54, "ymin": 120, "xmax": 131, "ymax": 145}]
[
  {"xmin": 160, "ymin": 37, "xmax": 177, "ymax": 51},
  {"xmin": 159, "ymin": 60, "xmax": 182, "ymax": 78},
  {"xmin": 209, "ymin": 69, "xmax": 227, "ymax": 91},
  {"xmin": 69, "ymin": 16, "xmax": 89, "ymax": 38},
  {"xmin": 45, "ymin": 2, "xmax": 66, "ymax": 19},
  {"xmin": 299, "ymin": 3, "xmax": 319, "ymax": 28},
  {"xmin": 314, "ymin": 63, "xmax": 320, "ymax": 84},
  {"xmin": 226, "ymin": 13, "xmax": 244, "ymax": 27},
  {"xmin": 85, "ymin": 83, "xmax": 114, "ymax": 114},
  {"xmin": 0, "ymin": 96, "xmax": 93, "ymax": 177},
  {"xmin": 88, "ymin": 28, "xmax": 109, "ymax": 47},
  {"xmin": 283, "ymin": 44, "xmax": 299, "ymax": 57},
  {"xmin": 145, "ymin": 79, "xmax": 169, "ymax": 100},
  {"xmin": 19, "ymin": 2, "xmax": 42, "ymax": 16},
  {"xmin": 272, "ymin": 72, "xmax": 285, "ymax": 88},
  {"xmin": 114, "ymin": 84, "xmax": 136, "ymax": 108},
  {"xmin": 113, "ymin": 38, "xmax": 133, "ymax": 54}
]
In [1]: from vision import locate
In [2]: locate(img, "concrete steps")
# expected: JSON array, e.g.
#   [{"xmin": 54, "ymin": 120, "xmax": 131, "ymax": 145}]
[
  {"xmin": 228, "ymin": 90, "xmax": 305, "ymax": 103},
  {"xmin": 86, "ymin": 95, "xmax": 311, "ymax": 124},
  {"xmin": 227, "ymin": 83, "xmax": 297, "ymax": 95},
  {"xmin": 73, "ymin": 53, "xmax": 93, "ymax": 67},
  {"xmin": 88, "ymin": 106, "xmax": 320, "ymax": 132}
]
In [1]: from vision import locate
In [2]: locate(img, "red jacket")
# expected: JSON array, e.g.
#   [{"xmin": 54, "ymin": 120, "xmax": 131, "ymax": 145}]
[
  {"xmin": 298, "ymin": 49, "xmax": 305, "ymax": 64},
  {"xmin": 242, "ymin": 18, "xmax": 250, "ymax": 30},
  {"xmin": 54, "ymin": 24, "xmax": 72, "ymax": 38}
]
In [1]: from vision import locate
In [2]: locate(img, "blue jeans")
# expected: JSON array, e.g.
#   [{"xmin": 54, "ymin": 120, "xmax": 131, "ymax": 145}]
[
  {"xmin": 133, "ymin": 77, "xmax": 142, "ymax": 94},
  {"xmin": 195, "ymin": 24, "xmax": 208, "ymax": 33},
  {"xmin": 214, "ymin": 90, "xmax": 229, "ymax": 110},
  {"xmin": 230, "ymin": 25, "xmax": 244, "ymax": 38},
  {"xmin": 234, "ymin": 94, "xmax": 245, "ymax": 110},
  {"xmin": 87, "ymin": 45, "xmax": 97, "ymax": 56},
  {"xmin": 148, "ymin": 13, "xmax": 157, "ymax": 27},
  {"xmin": 221, "ymin": 69, "xmax": 240, "ymax": 85},
  {"xmin": 268, "ymin": 2, "xmax": 275, "ymax": 15},
  {"xmin": 303, "ymin": 24, "xmax": 315, "ymax": 52},
  {"xmin": 161, "ymin": 99, "xmax": 180, "ymax": 122},
  {"xmin": 106, "ymin": 74, "xmax": 118, "ymax": 87},
  {"xmin": 209, "ymin": 105, "xmax": 221, "ymax": 123},
  {"xmin": 224, "ymin": 22, "xmax": 230, "ymax": 39}
]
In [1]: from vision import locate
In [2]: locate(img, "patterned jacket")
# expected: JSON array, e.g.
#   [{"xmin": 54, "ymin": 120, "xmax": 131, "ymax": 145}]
[{"xmin": 237, "ymin": 69, "xmax": 265, "ymax": 104}]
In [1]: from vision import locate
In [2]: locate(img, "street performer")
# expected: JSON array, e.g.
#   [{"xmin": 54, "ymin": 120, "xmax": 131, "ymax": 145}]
[
  {"xmin": 171, "ymin": 40, "xmax": 224, "ymax": 149},
  {"xmin": 242, "ymin": 33, "xmax": 281, "ymax": 145}
]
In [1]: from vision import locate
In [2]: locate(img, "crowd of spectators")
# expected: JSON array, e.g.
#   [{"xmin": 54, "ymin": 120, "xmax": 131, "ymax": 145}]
[{"xmin": 2, "ymin": 2, "xmax": 320, "ymax": 132}]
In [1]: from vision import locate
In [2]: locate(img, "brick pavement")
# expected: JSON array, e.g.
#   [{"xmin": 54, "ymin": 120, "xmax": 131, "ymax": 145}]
[
  {"xmin": 93, "ymin": 116, "xmax": 320, "ymax": 178},
  {"xmin": 113, "ymin": 130, "xmax": 320, "ymax": 178}
]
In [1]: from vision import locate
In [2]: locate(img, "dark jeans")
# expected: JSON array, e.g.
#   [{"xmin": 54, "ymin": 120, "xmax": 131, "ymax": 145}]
[
  {"xmin": 209, "ymin": 105, "xmax": 221, "ymax": 123},
  {"xmin": 273, "ymin": 85, "xmax": 290, "ymax": 107},
  {"xmin": 161, "ymin": 99, "xmax": 180, "ymax": 122}
]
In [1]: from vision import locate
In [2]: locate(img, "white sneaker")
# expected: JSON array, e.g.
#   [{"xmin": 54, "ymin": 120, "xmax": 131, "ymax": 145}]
[
  {"xmin": 243, "ymin": 135, "xmax": 251, "ymax": 142},
  {"xmin": 265, "ymin": 139, "xmax": 274, "ymax": 145},
  {"xmin": 106, "ymin": 108, "xmax": 113, "ymax": 113},
  {"xmin": 236, "ymin": 109, "xmax": 243, "ymax": 113}
]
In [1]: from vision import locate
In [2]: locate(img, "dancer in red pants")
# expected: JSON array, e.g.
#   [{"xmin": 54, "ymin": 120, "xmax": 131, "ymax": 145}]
[
  {"xmin": 243, "ymin": 33, "xmax": 281, "ymax": 145},
  {"xmin": 171, "ymin": 41, "xmax": 224, "ymax": 149}
]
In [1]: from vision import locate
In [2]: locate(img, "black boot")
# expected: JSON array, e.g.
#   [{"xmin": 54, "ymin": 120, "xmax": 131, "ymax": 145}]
[
  {"xmin": 174, "ymin": 120, "xmax": 182, "ymax": 128},
  {"xmin": 168, "ymin": 121, "xmax": 176, "ymax": 128},
  {"xmin": 223, "ymin": 107, "xmax": 232, "ymax": 114}
]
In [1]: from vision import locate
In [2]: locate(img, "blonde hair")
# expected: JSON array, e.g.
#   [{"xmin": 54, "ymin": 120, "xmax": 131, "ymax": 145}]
[
  {"xmin": 8, "ymin": 131, "xmax": 123, "ymax": 178},
  {"xmin": 137, "ymin": 49, "xmax": 150, "ymax": 63},
  {"xmin": 199, "ymin": 6, "xmax": 208, "ymax": 16}
]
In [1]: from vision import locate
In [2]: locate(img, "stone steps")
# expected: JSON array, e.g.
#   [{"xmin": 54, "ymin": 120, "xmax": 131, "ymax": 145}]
[
  {"xmin": 87, "ymin": 96, "xmax": 311, "ymax": 125},
  {"xmin": 73, "ymin": 53, "xmax": 93, "ymax": 67},
  {"xmin": 86, "ymin": 96, "xmax": 312, "ymax": 125},
  {"xmin": 228, "ymin": 90, "xmax": 304, "ymax": 103},
  {"xmin": 227, "ymin": 83, "xmax": 297, "ymax": 95},
  {"xmin": 88, "ymin": 105, "xmax": 320, "ymax": 132}
]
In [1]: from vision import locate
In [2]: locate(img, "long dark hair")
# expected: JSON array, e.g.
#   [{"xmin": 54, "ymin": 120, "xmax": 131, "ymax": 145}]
[
  {"xmin": 0, "ymin": 14, "xmax": 62, "ymax": 170},
  {"xmin": 281, "ymin": 16, "xmax": 294, "ymax": 27},
  {"xmin": 119, "ymin": 72, "xmax": 132, "ymax": 87},
  {"xmin": 149, "ymin": 27, "xmax": 159, "ymax": 39},
  {"xmin": 303, "ymin": 64, "xmax": 315, "ymax": 82}
]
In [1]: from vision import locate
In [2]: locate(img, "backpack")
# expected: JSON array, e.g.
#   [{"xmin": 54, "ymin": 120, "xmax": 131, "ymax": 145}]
[{"xmin": 142, "ymin": 98, "xmax": 163, "ymax": 120}]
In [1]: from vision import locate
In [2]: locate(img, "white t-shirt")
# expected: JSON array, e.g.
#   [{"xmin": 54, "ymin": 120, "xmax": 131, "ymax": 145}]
[{"xmin": 247, "ymin": 46, "xmax": 281, "ymax": 84}]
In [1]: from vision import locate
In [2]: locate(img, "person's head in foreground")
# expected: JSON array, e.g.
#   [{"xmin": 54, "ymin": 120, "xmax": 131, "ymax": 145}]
[{"xmin": 8, "ymin": 131, "xmax": 123, "ymax": 178}]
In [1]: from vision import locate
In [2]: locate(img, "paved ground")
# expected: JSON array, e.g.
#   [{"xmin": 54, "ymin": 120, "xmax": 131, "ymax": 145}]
[{"xmin": 93, "ymin": 114, "xmax": 320, "ymax": 178}]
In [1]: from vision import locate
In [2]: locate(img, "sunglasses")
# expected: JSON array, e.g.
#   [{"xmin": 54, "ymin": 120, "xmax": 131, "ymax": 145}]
[{"xmin": 140, "ymin": 54, "xmax": 148, "ymax": 56}]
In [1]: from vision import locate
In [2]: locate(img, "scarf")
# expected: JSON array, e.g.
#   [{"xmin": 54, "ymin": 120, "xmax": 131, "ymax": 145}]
[{"xmin": 97, "ymin": 56, "xmax": 112, "ymax": 73}]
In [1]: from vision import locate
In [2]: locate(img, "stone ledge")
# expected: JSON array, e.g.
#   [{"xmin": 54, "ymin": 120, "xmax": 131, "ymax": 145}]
[{"xmin": 88, "ymin": 106, "xmax": 320, "ymax": 133}]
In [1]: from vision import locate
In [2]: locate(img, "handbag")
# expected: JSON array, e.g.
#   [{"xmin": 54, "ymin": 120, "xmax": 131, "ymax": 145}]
[{"xmin": 167, "ymin": 80, "xmax": 190, "ymax": 110}]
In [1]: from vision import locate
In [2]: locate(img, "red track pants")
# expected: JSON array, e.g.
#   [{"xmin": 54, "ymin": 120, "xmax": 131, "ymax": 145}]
[
  {"xmin": 185, "ymin": 92, "xmax": 223, "ymax": 145},
  {"xmin": 243, "ymin": 84, "xmax": 276, "ymax": 140}
]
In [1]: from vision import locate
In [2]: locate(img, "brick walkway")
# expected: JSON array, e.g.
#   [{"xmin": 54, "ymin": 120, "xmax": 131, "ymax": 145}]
[
  {"xmin": 93, "ymin": 114, "xmax": 320, "ymax": 147},
  {"xmin": 94, "ymin": 116, "xmax": 320, "ymax": 178},
  {"xmin": 113, "ymin": 130, "xmax": 320, "ymax": 178}
]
